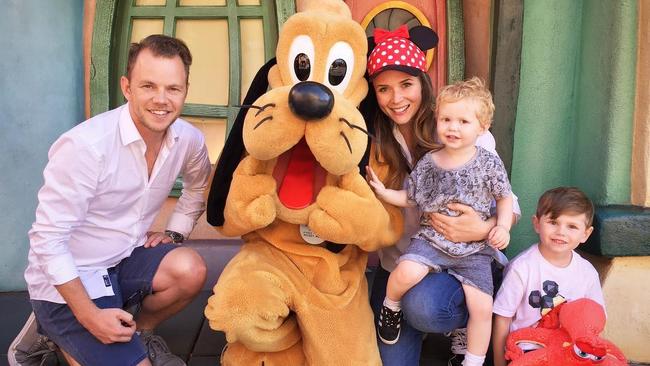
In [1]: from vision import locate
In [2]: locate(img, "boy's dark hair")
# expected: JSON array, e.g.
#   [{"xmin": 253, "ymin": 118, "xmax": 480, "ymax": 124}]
[
  {"xmin": 536, "ymin": 186, "xmax": 595, "ymax": 226},
  {"xmin": 126, "ymin": 34, "xmax": 192, "ymax": 83}
]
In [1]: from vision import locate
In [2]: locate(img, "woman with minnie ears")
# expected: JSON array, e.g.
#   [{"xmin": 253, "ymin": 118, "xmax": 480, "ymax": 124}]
[{"xmin": 362, "ymin": 25, "xmax": 520, "ymax": 365}]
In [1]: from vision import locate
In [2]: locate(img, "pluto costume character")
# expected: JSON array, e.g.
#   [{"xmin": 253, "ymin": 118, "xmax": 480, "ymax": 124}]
[{"xmin": 204, "ymin": 1, "xmax": 401, "ymax": 365}]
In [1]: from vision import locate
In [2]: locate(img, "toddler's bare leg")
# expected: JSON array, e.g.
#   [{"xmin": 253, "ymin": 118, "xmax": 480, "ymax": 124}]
[
  {"xmin": 386, "ymin": 260, "xmax": 429, "ymax": 302},
  {"xmin": 462, "ymin": 284, "xmax": 493, "ymax": 357}
]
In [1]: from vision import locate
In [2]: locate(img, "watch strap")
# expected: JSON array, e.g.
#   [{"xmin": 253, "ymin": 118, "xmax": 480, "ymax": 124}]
[{"xmin": 164, "ymin": 230, "xmax": 184, "ymax": 244}]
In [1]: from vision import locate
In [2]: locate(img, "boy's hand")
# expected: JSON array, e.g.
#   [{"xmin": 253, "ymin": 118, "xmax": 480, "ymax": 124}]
[
  {"xmin": 365, "ymin": 166, "xmax": 387, "ymax": 197},
  {"xmin": 488, "ymin": 225, "xmax": 510, "ymax": 249}
]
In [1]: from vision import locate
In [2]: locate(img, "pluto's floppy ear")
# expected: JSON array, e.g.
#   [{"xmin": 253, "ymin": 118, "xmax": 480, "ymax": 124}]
[
  {"xmin": 357, "ymin": 73, "xmax": 377, "ymax": 173},
  {"xmin": 206, "ymin": 57, "xmax": 277, "ymax": 226}
]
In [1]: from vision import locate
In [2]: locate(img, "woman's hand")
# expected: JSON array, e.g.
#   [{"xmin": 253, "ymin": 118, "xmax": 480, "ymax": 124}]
[{"xmin": 428, "ymin": 203, "xmax": 494, "ymax": 242}]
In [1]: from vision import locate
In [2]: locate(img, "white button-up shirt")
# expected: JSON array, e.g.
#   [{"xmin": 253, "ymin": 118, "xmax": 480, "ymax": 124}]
[{"xmin": 26, "ymin": 104, "xmax": 211, "ymax": 303}]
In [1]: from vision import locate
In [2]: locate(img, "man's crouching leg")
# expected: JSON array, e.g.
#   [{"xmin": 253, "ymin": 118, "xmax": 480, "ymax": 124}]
[
  {"xmin": 136, "ymin": 246, "xmax": 207, "ymax": 330},
  {"xmin": 125, "ymin": 244, "xmax": 207, "ymax": 366}
]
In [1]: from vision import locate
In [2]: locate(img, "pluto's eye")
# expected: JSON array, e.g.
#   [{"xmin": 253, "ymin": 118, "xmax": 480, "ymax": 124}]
[
  {"xmin": 288, "ymin": 35, "xmax": 315, "ymax": 84},
  {"xmin": 323, "ymin": 41, "xmax": 354, "ymax": 94},
  {"xmin": 294, "ymin": 54, "xmax": 311, "ymax": 81},
  {"xmin": 328, "ymin": 59, "xmax": 347, "ymax": 85}
]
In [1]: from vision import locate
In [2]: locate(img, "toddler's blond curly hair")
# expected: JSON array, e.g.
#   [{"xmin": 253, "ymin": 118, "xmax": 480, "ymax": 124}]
[{"xmin": 435, "ymin": 77, "xmax": 495, "ymax": 129}]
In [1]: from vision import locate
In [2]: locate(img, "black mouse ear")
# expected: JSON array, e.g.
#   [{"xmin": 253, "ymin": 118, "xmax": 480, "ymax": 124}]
[
  {"xmin": 367, "ymin": 36, "xmax": 376, "ymax": 58},
  {"xmin": 409, "ymin": 25, "xmax": 438, "ymax": 52},
  {"xmin": 206, "ymin": 57, "xmax": 277, "ymax": 226}
]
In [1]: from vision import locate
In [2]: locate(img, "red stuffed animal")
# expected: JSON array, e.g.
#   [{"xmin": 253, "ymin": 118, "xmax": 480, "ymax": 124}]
[{"xmin": 505, "ymin": 298, "xmax": 627, "ymax": 366}]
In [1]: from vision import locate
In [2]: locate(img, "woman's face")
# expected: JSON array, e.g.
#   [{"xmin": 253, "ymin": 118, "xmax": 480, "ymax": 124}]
[{"xmin": 372, "ymin": 70, "xmax": 423, "ymax": 127}]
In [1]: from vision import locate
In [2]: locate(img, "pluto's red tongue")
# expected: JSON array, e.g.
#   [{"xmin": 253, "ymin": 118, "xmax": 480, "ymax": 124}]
[{"xmin": 277, "ymin": 139, "xmax": 317, "ymax": 209}]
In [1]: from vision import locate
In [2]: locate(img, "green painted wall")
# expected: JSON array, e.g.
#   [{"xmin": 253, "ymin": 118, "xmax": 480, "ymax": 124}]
[
  {"xmin": 509, "ymin": 0, "xmax": 637, "ymax": 255},
  {"xmin": 572, "ymin": 1, "xmax": 636, "ymax": 204},
  {"xmin": 0, "ymin": 1, "xmax": 85, "ymax": 291}
]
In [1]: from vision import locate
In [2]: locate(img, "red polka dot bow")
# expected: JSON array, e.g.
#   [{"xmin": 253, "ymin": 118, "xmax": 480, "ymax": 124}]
[{"xmin": 367, "ymin": 24, "xmax": 427, "ymax": 77}]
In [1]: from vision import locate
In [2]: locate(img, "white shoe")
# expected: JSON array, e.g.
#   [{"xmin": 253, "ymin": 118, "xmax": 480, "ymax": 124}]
[{"xmin": 7, "ymin": 312, "xmax": 58, "ymax": 366}]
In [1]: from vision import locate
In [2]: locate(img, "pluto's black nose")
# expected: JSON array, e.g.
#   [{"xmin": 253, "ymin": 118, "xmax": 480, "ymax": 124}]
[{"xmin": 288, "ymin": 81, "xmax": 334, "ymax": 120}]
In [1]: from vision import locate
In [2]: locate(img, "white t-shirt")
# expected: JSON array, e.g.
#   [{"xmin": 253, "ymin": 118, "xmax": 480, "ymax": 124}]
[{"xmin": 493, "ymin": 243, "xmax": 605, "ymax": 334}]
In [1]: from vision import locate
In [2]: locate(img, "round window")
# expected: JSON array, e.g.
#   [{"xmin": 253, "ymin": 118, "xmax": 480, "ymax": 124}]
[{"xmin": 360, "ymin": 1, "xmax": 434, "ymax": 70}]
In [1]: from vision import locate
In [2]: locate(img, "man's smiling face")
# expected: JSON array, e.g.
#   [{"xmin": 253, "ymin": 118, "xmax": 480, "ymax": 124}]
[{"xmin": 120, "ymin": 48, "xmax": 188, "ymax": 136}]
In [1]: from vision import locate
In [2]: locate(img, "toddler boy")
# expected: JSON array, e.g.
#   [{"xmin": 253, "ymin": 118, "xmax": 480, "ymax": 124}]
[{"xmin": 492, "ymin": 186, "xmax": 604, "ymax": 366}]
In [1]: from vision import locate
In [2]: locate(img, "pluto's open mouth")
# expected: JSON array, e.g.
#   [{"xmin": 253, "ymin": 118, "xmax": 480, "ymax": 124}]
[{"xmin": 272, "ymin": 138, "xmax": 327, "ymax": 209}]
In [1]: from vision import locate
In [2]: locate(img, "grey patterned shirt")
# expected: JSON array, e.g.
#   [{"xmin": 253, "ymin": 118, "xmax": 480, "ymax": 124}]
[{"xmin": 406, "ymin": 146, "xmax": 511, "ymax": 257}]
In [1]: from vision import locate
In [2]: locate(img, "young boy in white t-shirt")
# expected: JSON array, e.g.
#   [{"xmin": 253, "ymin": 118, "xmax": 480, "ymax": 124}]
[{"xmin": 492, "ymin": 186, "xmax": 604, "ymax": 366}]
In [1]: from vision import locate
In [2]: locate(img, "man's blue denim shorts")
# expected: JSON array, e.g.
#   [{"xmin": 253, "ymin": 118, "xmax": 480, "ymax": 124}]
[{"xmin": 31, "ymin": 243, "xmax": 178, "ymax": 366}]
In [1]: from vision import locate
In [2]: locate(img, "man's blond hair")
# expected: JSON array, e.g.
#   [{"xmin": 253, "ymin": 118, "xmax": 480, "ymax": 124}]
[{"xmin": 435, "ymin": 77, "xmax": 495, "ymax": 128}]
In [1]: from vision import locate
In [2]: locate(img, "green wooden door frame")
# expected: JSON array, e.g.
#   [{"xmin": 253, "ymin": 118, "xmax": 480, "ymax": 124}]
[
  {"xmin": 90, "ymin": 0, "xmax": 295, "ymax": 124},
  {"xmin": 89, "ymin": 0, "xmax": 118, "ymax": 118},
  {"xmin": 490, "ymin": 0, "xmax": 523, "ymax": 175},
  {"xmin": 446, "ymin": 0, "xmax": 465, "ymax": 84}
]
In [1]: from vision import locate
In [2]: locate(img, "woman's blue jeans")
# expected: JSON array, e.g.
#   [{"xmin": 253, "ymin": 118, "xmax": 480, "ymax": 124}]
[{"xmin": 370, "ymin": 266, "xmax": 469, "ymax": 366}]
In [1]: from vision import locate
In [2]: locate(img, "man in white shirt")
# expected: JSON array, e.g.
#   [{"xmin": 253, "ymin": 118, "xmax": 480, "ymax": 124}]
[{"xmin": 9, "ymin": 34, "xmax": 212, "ymax": 366}]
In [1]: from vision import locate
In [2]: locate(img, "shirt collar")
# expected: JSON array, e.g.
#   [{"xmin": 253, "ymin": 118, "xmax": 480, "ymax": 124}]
[
  {"xmin": 119, "ymin": 103, "xmax": 179, "ymax": 147},
  {"xmin": 165, "ymin": 120, "xmax": 179, "ymax": 148},
  {"xmin": 119, "ymin": 103, "xmax": 143, "ymax": 146}
]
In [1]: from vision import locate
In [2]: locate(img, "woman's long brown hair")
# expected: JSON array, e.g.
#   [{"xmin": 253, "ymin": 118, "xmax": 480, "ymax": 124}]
[{"xmin": 372, "ymin": 72, "xmax": 440, "ymax": 189}]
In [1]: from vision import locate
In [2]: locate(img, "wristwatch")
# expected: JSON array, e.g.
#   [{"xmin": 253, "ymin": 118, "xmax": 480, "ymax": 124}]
[{"xmin": 164, "ymin": 230, "xmax": 184, "ymax": 244}]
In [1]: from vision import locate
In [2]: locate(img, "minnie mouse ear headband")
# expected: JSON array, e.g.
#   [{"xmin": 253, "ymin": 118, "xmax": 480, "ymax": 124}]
[{"xmin": 367, "ymin": 24, "xmax": 438, "ymax": 79}]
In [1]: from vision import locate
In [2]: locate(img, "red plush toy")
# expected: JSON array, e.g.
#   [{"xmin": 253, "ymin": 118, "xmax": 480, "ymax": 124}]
[{"xmin": 505, "ymin": 298, "xmax": 627, "ymax": 366}]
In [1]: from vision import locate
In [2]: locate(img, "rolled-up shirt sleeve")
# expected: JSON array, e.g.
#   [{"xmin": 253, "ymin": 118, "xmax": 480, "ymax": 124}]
[
  {"xmin": 28, "ymin": 136, "xmax": 101, "ymax": 285},
  {"xmin": 166, "ymin": 132, "xmax": 211, "ymax": 238}
]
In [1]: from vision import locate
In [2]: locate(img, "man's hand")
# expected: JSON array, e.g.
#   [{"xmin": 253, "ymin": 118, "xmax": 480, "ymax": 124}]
[
  {"xmin": 78, "ymin": 307, "xmax": 136, "ymax": 344},
  {"xmin": 56, "ymin": 278, "xmax": 137, "ymax": 344},
  {"xmin": 144, "ymin": 231, "xmax": 173, "ymax": 248},
  {"xmin": 428, "ymin": 203, "xmax": 494, "ymax": 243},
  {"xmin": 488, "ymin": 225, "xmax": 510, "ymax": 250}
]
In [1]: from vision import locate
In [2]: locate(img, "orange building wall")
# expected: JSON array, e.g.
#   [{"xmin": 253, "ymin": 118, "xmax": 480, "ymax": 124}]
[
  {"xmin": 345, "ymin": 0, "xmax": 448, "ymax": 92},
  {"xmin": 462, "ymin": 0, "xmax": 492, "ymax": 82}
]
